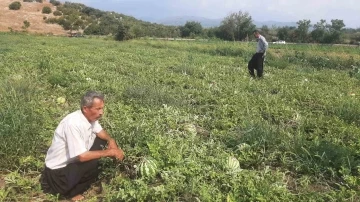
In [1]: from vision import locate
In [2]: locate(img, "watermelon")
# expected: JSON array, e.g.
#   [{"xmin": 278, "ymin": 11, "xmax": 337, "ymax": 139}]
[
  {"xmin": 183, "ymin": 123, "xmax": 197, "ymax": 136},
  {"xmin": 137, "ymin": 157, "xmax": 157, "ymax": 178},
  {"xmin": 226, "ymin": 156, "xmax": 240, "ymax": 172},
  {"xmin": 238, "ymin": 143, "xmax": 250, "ymax": 151},
  {"xmin": 56, "ymin": 97, "xmax": 66, "ymax": 104}
]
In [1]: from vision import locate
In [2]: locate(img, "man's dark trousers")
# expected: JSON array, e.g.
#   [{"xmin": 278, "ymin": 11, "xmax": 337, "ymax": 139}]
[
  {"xmin": 40, "ymin": 137, "xmax": 106, "ymax": 198},
  {"xmin": 248, "ymin": 52, "xmax": 265, "ymax": 78}
]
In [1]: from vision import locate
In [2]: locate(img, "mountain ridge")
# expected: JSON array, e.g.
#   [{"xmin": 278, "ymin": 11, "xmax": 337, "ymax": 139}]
[{"xmin": 140, "ymin": 16, "xmax": 298, "ymax": 28}]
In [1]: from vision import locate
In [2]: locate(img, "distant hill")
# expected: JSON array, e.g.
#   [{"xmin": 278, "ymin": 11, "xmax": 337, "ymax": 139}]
[
  {"xmin": 0, "ymin": 0, "xmax": 66, "ymax": 35},
  {"xmin": 147, "ymin": 16, "xmax": 297, "ymax": 28},
  {"xmin": 153, "ymin": 16, "xmax": 221, "ymax": 28},
  {"xmin": 254, "ymin": 21, "xmax": 297, "ymax": 28},
  {"xmin": 0, "ymin": 0, "xmax": 180, "ymax": 37}
]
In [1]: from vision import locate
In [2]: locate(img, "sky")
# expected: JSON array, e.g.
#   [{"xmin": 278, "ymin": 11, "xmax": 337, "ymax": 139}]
[{"xmin": 67, "ymin": 0, "xmax": 360, "ymax": 28}]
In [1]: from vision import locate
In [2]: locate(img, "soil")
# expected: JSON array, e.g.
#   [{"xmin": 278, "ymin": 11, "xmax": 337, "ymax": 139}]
[{"xmin": 0, "ymin": 0, "xmax": 66, "ymax": 35}]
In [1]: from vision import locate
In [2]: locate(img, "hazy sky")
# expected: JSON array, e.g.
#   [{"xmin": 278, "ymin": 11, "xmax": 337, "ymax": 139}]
[{"xmin": 67, "ymin": 0, "xmax": 360, "ymax": 28}]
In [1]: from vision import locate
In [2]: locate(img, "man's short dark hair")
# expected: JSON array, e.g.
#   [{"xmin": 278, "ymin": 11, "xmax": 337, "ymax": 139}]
[
  {"xmin": 253, "ymin": 30, "xmax": 260, "ymax": 34},
  {"xmin": 81, "ymin": 91, "xmax": 104, "ymax": 108}
]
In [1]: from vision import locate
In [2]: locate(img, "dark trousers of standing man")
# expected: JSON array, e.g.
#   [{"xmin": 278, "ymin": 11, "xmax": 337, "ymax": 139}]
[
  {"xmin": 40, "ymin": 137, "xmax": 106, "ymax": 198},
  {"xmin": 248, "ymin": 52, "xmax": 265, "ymax": 78}
]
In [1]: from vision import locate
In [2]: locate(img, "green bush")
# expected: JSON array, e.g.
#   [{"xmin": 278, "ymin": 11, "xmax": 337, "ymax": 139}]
[
  {"xmin": 23, "ymin": 0, "xmax": 34, "ymax": 2},
  {"xmin": 349, "ymin": 65, "xmax": 360, "ymax": 80},
  {"xmin": 45, "ymin": 17, "xmax": 58, "ymax": 24},
  {"xmin": 9, "ymin": 1, "xmax": 21, "ymax": 10},
  {"xmin": 49, "ymin": 0, "xmax": 60, "ymax": 6},
  {"xmin": 42, "ymin": 6, "xmax": 52, "ymax": 14},
  {"xmin": 22, "ymin": 20, "xmax": 30, "ymax": 29},
  {"xmin": 35, "ymin": 0, "xmax": 43, "ymax": 2},
  {"xmin": 53, "ymin": 10, "xmax": 62, "ymax": 16}
]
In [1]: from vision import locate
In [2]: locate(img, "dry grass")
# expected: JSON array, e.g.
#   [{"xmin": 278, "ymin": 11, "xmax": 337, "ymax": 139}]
[{"xmin": 0, "ymin": 0, "xmax": 66, "ymax": 35}]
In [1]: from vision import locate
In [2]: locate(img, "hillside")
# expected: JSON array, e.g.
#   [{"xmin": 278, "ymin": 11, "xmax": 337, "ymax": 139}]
[
  {"xmin": 0, "ymin": 0, "xmax": 181, "ymax": 38},
  {"xmin": 0, "ymin": 0, "xmax": 67, "ymax": 35}
]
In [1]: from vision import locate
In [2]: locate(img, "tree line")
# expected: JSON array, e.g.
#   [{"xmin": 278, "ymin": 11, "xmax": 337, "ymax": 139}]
[{"xmin": 42, "ymin": 1, "xmax": 360, "ymax": 44}]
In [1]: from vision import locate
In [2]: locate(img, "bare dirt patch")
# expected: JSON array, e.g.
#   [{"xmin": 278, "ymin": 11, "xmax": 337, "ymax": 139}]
[{"xmin": 0, "ymin": 0, "xmax": 66, "ymax": 35}]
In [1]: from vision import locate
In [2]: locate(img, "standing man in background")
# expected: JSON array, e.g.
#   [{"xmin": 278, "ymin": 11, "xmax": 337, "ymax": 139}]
[{"xmin": 248, "ymin": 30, "xmax": 268, "ymax": 78}]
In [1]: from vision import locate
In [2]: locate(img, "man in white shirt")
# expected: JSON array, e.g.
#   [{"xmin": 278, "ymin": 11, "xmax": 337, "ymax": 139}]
[
  {"xmin": 248, "ymin": 30, "xmax": 269, "ymax": 78},
  {"xmin": 40, "ymin": 91, "xmax": 124, "ymax": 201}
]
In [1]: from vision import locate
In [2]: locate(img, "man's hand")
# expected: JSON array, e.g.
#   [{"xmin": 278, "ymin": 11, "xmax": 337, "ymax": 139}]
[{"xmin": 108, "ymin": 148, "xmax": 125, "ymax": 161}]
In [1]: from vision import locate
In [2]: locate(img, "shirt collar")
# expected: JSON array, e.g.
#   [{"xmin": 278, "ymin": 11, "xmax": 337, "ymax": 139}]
[{"xmin": 77, "ymin": 110, "xmax": 93, "ymax": 129}]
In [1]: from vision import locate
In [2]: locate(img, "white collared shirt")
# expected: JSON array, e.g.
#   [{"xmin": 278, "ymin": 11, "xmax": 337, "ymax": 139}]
[
  {"xmin": 256, "ymin": 35, "xmax": 268, "ymax": 53},
  {"xmin": 45, "ymin": 110, "xmax": 103, "ymax": 169}
]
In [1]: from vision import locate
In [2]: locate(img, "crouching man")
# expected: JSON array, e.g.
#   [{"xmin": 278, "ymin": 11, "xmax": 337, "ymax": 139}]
[{"xmin": 40, "ymin": 91, "xmax": 124, "ymax": 201}]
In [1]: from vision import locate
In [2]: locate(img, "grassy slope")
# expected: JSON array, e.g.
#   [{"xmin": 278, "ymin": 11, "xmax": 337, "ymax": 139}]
[{"xmin": 0, "ymin": 33, "xmax": 359, "ymax": 201}]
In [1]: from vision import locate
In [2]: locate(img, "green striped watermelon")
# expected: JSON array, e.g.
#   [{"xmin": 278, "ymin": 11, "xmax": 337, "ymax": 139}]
[
  {"xmin": 226, "ymin": 156, "xmax": 240, "ymax": 172},
  {"xmin": 137, "ymin": 157, "xmax": 158, "ymax": 178},
  {"xmin": 183, "ymin": 123, "xmax": 197, "ymax": 136}
]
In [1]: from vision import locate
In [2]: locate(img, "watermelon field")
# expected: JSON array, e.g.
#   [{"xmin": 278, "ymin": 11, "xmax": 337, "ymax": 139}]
[{"xmin": 0, "ymin": 32, "xmax": 360, "ymax": 201}]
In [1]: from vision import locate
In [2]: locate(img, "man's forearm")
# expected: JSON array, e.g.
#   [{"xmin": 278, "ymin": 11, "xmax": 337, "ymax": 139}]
[
  {"xmin": 97, "ymin": 130, "xmax": 118, "ymax": 147},
  {"xmin": 78, "ymin": 150, "xmax": 113, "ymax": 162},
  {"xmin": 97, "ymin": 130, "xmax": 112, "ymax": 141}
]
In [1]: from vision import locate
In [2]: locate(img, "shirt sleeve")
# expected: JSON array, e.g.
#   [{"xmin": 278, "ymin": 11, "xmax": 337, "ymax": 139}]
[
  {"xmin": 93, "ymin": 121, "xmax": 103, "ymax": 133},
  {"xmin": 64, "ymin": 123, "xmax": 87, "ymax": 159},
  {"xmin": 261, "ymin": 37, "xmax": 268, "ymax": 52}
]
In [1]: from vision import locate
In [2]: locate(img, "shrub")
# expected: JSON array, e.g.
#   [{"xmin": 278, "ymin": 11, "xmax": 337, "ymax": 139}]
[
  {"xmin": 49, "ymin": 0, "xmax": 60, "ymax": 6},
  {"xmin": 23, "ymin": 0, "xmax": 34, "ymax": 2},
  {"xmin": 22, "ymin": 20, "xmax": 30, "ymax": 29},
  {"xmin": 349, "ymin": 65, "xmax": 360, "ymax": 80},
  {"xmin": 9, "ymin": 1, "xmax": 21, "ymax": 10},
  {"xmin": 53, "ymin": 10, "xmax": 62, "ymax": 16},
  {"xmin": 42, "ymin": 6, "xmax": 52, "ymax": 14},
  {"xmin": 45, "ymin": 17, "xmax": 58, "ymax": 24},
  {"xmin": 35, "ymin": 0, "xmax": 43, "ymax": 2}
]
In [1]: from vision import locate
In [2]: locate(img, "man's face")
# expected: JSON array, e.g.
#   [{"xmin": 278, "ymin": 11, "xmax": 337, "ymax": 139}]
[
  {"xmin": 82, "ymin": 98, "xmax": 104, "ymax": 122},
  {"xmin": 254, "ymin": 32, "xmax": 259, "ymax": 38}
]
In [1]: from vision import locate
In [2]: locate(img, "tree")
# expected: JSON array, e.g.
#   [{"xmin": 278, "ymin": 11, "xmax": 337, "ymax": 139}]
[
  {"xmin": 260, "ymin": 25, "xmax": 270, "ymax": 38},
  {"xmin": 83, "ymin": 23, "xmax": 101, "ymax": 35},
  {"xmin": 277, "ymin": 26, "xmax": 296, "ymax": 42},
  {"xmin": 9, "ymin": 1, "xmax": 21, "ymax": 10},
  {"xmin": 310, "ymin": 19, "xmax": 346, "ymax": 44},
  {"xmin": 115, "ymin": 23, "xmax": 128, "ymax": 41},
  {"xmin": 217, "ymin": 11, "xmax": 255, "ymax": 41},
  {"xmin": 203, "ymin": 27, "xmax": 218, "ymax": 38},
  {"xmin": 180, "ymin": 21, "xmax": 203, "ymax": 38},
  {"xmin": 325, "ymin": 19, "xmax": 345, "ymax": 43},
  {"xmin": 330, "ymin": 19, "xmax": 345, "ymax": 31},
  {"xmin": 311, "ymin": 19, "xmax": 327, "ymax": 43},
  {"xmin": 129, "ymin": 25, "xmax": 145, "ymax": 38},
  {"xmin": 218, "ymin": 20, "xmax": 235, "ymax": 41},
  {"xmin": 295, "ymin": 19, "xmax": 311, "ymax": 43}
]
